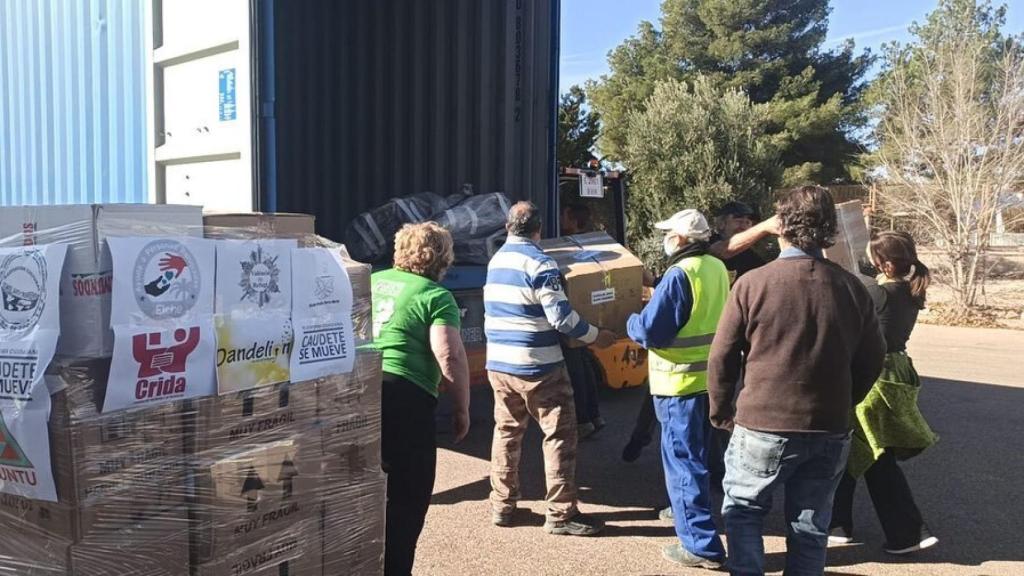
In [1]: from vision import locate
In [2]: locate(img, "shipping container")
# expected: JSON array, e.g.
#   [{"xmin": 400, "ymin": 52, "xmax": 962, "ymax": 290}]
[
  {"xmin": 0, "ymin": 0, "xmax": 150, "ymax": 206},
  {"xmin": 149, "ymin": 0, "xmax": 561, "ymax": 241}
]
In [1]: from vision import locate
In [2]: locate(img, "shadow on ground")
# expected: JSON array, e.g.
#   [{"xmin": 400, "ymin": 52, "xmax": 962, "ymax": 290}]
[{"xmin": 432, "ymin": 376, "xmax": 1024, "ymax": 571}]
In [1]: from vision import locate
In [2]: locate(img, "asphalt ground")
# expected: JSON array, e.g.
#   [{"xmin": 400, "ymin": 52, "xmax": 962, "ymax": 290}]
[{"xmin": 416, "ymin": 324, "xmax": 1024, "ymax": 575}]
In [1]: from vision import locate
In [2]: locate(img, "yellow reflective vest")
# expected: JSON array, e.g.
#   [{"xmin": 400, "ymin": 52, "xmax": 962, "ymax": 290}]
[{"xmin": 648, "ymin": 254, "xmax": 730, "ymax": 397}]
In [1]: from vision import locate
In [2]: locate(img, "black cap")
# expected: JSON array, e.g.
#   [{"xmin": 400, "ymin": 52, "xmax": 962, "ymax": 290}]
[{"xmin": 716, "ymin": 201, "xmax": 759, "ymax": 220}]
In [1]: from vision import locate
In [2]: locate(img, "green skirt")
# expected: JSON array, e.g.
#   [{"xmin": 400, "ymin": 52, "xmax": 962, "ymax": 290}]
[{"xmin": 847, "ymin": 352, "xmax": 939, "ymax": 478}]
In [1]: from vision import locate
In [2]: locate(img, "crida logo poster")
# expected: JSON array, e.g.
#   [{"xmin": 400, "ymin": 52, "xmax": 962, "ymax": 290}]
[
  {"xmin": 104, "ymin": 238, "xmax": 216, "ymax": 412},
  {"xmin": 214, "ymin": 240, "xmax": 296, "ymax": 394},
  {"xmin": 289, "ymin": 248, "xmax": 355, "ymax": 381},
  {"xmin": 0, "ymin": 243, "xmax": 67, "ymax": 501}
]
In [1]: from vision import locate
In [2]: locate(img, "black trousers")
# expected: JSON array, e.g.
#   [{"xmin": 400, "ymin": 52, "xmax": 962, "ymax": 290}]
[
  {"xmin": 563, "ymin": 345, "xmax": 601, "ymax": 424},
  {"xmin": 831, "ymin": 450, "xmax": 926, "ymax": 548},
  {"xmin": 381, "ymin": 374, "xmax": 438, "ymax": 576}
]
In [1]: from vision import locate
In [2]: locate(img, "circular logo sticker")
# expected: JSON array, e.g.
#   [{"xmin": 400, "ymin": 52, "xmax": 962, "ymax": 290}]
[
  {"xmin": 0, "ymin": 250, "xmax": 48, "ymax": 332},
  {"xmin": 240, "ymin": 245, "xmax": 281, "ymax": 308},
  {"xmin": 133, "ymin": 240, "xmax": 202, "ymax": 320}
]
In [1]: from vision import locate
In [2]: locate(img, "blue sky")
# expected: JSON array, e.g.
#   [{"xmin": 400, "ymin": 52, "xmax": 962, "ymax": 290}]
[{"xmin": 560, "ymin": 0, "xmax": 1024, "ymax": 92}]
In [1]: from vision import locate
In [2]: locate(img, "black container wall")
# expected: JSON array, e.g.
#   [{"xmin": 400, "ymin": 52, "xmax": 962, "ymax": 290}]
[{"xmin": 261, "ymin": 0, "xmax": 561, "ymax": 243}]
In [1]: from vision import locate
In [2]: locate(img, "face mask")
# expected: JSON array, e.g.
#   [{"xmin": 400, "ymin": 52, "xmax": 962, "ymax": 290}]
[{"xmin": 663, "ymin": 235, "xmax": 679, "ymax": 256}]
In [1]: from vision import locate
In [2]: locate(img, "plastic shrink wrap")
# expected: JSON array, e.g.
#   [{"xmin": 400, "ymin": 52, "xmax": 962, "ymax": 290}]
[{"xmin": 0, "ymin": 206, "xmax": 384, "ymax": 576}]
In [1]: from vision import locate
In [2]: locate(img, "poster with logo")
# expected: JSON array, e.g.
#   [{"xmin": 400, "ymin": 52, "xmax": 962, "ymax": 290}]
[
  {"xmin": 214, "ymin": 240, "xmax": 295, "ymax": 394},
  {"xmin": 289, "ymin": 248, "xmax": 355, "ymax": 381},
  {"xmin": 104, "ymin": 237, "xmax": 216, "ymax": 412},
  {"xmin": 0, "ymin": 244, "xmax": 66, "ymax": 501}
]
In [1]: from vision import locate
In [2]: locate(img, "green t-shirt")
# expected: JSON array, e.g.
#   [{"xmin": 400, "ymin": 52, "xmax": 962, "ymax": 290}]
[{"xmin": 370, "ymin": 268, "xmax": 461, "ymax": 397}]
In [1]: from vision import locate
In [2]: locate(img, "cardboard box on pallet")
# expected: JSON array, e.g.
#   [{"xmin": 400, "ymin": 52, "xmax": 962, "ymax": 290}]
[
  {"xmin": 49, "ymin": 390, "xmax": 187, "ymax": 511},
  {"xmin": 190, "ymin": 434, "xmax": 323, "ymax": 563},
  {"xmin": 0, "ymin": 204, "xmax": 203, "ymax": 358},
  {"xmin": 538, "ymin": 232, "xmax": 644, "ymax": 341},
  {"xmin": 188, "ymin": 379, "xmax": 319, "ymax": 454},
  {"xmin": 192, "ymin": 523, "xmax": 322, "ymax": 576},
  {"xmin": 319, "ymin": 351, "xmax": 382, "ymax": 462},
  {"xmin": 0, "ymin": 506, "xmax": 190, "ymax": 576},
  {"xmin": 69, "ymin": 507, "xmax": 190, "ymax": 576},
  {"xmin": 203, "ymin": 212, "xmax": 316, "ymax": 239},
  {"xmin": 322, "ymin": 474, "xmax": 386, "ymax": 576}
]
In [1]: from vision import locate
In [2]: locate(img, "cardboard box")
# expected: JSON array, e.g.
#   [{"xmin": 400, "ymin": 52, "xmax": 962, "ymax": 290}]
[
  {"xmin": 49, "ymin": 391, "xmax": 187, "ymax": 509},
  {"xmin": 824, "ymin": 200, "xmax": 872, "ymax": 277},
  {"xmin": 0, "ymin": 204, "xmax": 204, "ymax": 358},
  {"xmin": 0, "ymin": 505, "xmax": 189, "ymax": 575},
  {"xmin": 203, "ymin": 212, "xmax": 316, "ymax": 239},
  {"xmin": 70, "ymin": 508, "xmax": 190, "ymax": 576},
  {"xmin": 201, "ymin": 212, "xmax": 373, "ymax": 343},
  {"xmin": 189, "ymin": 380, "xmax": 318, "ymax": 454},
  {"xmin": 0, "ymin": 525, "xmax": 71, "ymax": 575},
  {"xmin": 539, "ymin": 232, "xmax": 644, "ymax": 338},
  {"xmin": 322, "ymin": 475, "xmax": 386, "ymax": 576},
  {"xmin": 2, "ymin": 473, "xmax": 186, "ymax": 543},
  {"xmin": 191, "ymin": 435, "xmax": 323, "ymax": 562},
  {"xmin": 318, "ymin": 351, "xmax": 382, "ymax": 453},
  {"xmin": 192, "ymin": 523, "xmax": 322, "ymax": 576}
]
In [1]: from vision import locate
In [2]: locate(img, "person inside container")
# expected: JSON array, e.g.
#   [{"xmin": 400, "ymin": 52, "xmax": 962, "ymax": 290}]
[
  {"xmin": 560, "ymin": 202, "xmax": 605, "ymax": 438},
  {"xmin": 371, "ymin": 222, "xmax": 471, "ymax": 576}
]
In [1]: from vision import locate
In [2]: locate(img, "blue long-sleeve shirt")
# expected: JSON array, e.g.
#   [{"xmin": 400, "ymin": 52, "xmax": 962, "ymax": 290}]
[{"xmin": 627, "ymin": 266, "xmax": 693, "ymax": 350}]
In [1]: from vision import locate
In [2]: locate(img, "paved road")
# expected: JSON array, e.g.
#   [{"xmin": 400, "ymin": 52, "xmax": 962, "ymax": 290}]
[{"xmin": 416, "ymin": 324, "xmax": 1024, "ymax": 575}]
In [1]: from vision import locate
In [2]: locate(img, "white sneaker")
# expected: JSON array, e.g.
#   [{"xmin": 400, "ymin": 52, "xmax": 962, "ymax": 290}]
[
  {"xmin": 828, "ymin": 527, "xmax": 854, "ymax": 544},
  {"xmin": 885, "ymin": 533, "xmax": 939, "ymax": 555}
]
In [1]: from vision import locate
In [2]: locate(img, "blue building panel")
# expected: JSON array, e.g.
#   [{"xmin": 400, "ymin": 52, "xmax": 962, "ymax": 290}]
[{"xmin": 0, "ymin": 0, "xmax": 149, "ymax": 206}]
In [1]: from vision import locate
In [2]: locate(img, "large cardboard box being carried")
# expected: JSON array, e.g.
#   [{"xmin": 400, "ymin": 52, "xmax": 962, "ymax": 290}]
[
  {"xmin": 539, "ymin": 232, "xmax": 644, "ymax": 339},
  {"xmin": 0, "ymin": 204, "xmax": 204, "ymax": 358}
]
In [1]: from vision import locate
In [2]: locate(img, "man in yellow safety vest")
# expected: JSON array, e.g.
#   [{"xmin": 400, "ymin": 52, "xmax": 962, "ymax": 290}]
[{"xmin": 626, "ymin": 209, "xmax": 729, "ymax": 570}]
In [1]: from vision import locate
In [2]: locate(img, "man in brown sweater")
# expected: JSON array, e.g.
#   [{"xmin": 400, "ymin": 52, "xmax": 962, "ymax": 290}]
[{"xmin": 707, "ymin": 186, "xmax": 885, "ymax": 576}]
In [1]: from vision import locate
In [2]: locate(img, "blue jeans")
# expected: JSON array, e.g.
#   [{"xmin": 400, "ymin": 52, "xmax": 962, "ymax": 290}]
[
  {"xmin": 722, "ymin": 425, "xmax": 851, "ymax": 576},
  {"xmin": 654, "ymin": 394, "xmax": 726, "ymax": 562}
]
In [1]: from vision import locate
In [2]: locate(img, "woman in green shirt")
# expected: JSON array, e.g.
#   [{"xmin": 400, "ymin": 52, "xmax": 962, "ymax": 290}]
[{"xmin": 371, "ymin": 222, "xmax": 470, "ymax": 576}]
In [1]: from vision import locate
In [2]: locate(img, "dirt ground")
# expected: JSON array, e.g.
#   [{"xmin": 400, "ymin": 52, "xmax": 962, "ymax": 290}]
[
  {"xmin": 918, "ymin": 249, "xmax": 1024, "ymax": 329},
  {"xmin": 415, "ymin": 324, "xmax": 1024, "ymax": 576}
]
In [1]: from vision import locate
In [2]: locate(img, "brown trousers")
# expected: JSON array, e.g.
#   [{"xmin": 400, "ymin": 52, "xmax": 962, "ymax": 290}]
[{"xmin": 488, "ymin": 367, "xmax": 579, "ymax": 522}]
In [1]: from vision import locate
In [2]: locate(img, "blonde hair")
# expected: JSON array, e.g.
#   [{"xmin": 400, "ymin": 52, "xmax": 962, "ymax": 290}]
[{"xmin": 393, "ymin": 222, "xmax": 454, "ymax": 281}]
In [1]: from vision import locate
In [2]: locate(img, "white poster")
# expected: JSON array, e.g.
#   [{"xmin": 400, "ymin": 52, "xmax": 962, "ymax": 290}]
[
  {"xmin": 579, "ymin": 173, "xmax": 604, "ymax": 198},
  {"xmin": 104, "ymin": 237, "xmax": 216, "ymax": 412},
  {"xmin": 0, "ymin": 244, "xmax": 67, "ymax": 501},
  {"xmin": 289, "ymin": 248, "xmax": 355, "ymax": 381},
  {"xmin": 214, "ymin": 240, "xmax": 296, "ymax": 394}
]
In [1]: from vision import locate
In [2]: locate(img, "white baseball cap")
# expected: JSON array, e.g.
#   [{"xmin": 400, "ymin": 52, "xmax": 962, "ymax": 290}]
[{"xmin": 654, "ymin": 209, "xmax": 712, "ymax": 241}]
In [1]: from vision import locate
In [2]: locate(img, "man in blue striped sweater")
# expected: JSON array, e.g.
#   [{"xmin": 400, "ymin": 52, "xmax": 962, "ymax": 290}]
[{"xmin": 485, "ymin": 201, "xmax": 617, "ymax": 536}]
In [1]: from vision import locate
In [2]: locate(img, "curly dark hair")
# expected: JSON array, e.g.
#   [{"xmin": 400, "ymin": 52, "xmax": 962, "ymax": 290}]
[{"xmin": 777, "ymin": 185, "xmax": 837, "ymax": 251}]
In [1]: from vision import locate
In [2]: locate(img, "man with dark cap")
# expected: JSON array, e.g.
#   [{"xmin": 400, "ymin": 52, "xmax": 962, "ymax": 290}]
[{"xmin": 708, "ymin": 201, "xmax": 777, "ymax": 282}]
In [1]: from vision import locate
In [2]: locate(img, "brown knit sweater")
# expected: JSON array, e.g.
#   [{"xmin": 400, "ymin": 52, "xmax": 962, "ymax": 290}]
[{"xmin": 707, "ymin": 254, "xmax": 886, "ymax": 433}]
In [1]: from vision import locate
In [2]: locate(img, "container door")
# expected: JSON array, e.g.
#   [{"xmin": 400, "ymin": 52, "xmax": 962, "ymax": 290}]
[{"xmin": 147, "ymin": 0, "xmax": 254, "ymax": 211}]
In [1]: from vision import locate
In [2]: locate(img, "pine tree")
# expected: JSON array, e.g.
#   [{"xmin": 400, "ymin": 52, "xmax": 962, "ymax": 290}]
[
  {"xmin": 557, "ymin": 85, "xmax": 601, "ymax": 170},
  {"xmin": 588, "ymin": 0, "xmax": 873, "ymax": 185}
]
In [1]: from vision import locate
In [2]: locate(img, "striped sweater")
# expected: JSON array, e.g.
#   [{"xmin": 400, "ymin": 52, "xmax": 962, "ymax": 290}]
[{"xmin": 484, "ymin": 235, "xmax": 598, "ymax": 376}]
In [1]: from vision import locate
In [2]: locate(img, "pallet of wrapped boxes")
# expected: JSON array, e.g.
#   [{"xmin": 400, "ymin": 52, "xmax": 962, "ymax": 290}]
[{"xmin": 0, "ymin": 207, "xmax": 385, "ymax": 576}]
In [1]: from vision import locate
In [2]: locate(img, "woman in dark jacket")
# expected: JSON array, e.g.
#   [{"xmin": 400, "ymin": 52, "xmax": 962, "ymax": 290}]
[{"xmin": 830, "ymin": 231, "xmax": 939, "ymax": 555}]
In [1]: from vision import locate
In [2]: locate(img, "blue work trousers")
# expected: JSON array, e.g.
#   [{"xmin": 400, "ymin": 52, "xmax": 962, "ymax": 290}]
[{"xmin": 654, "ymin": 393, "xmax": 726, "ymax": 562}]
